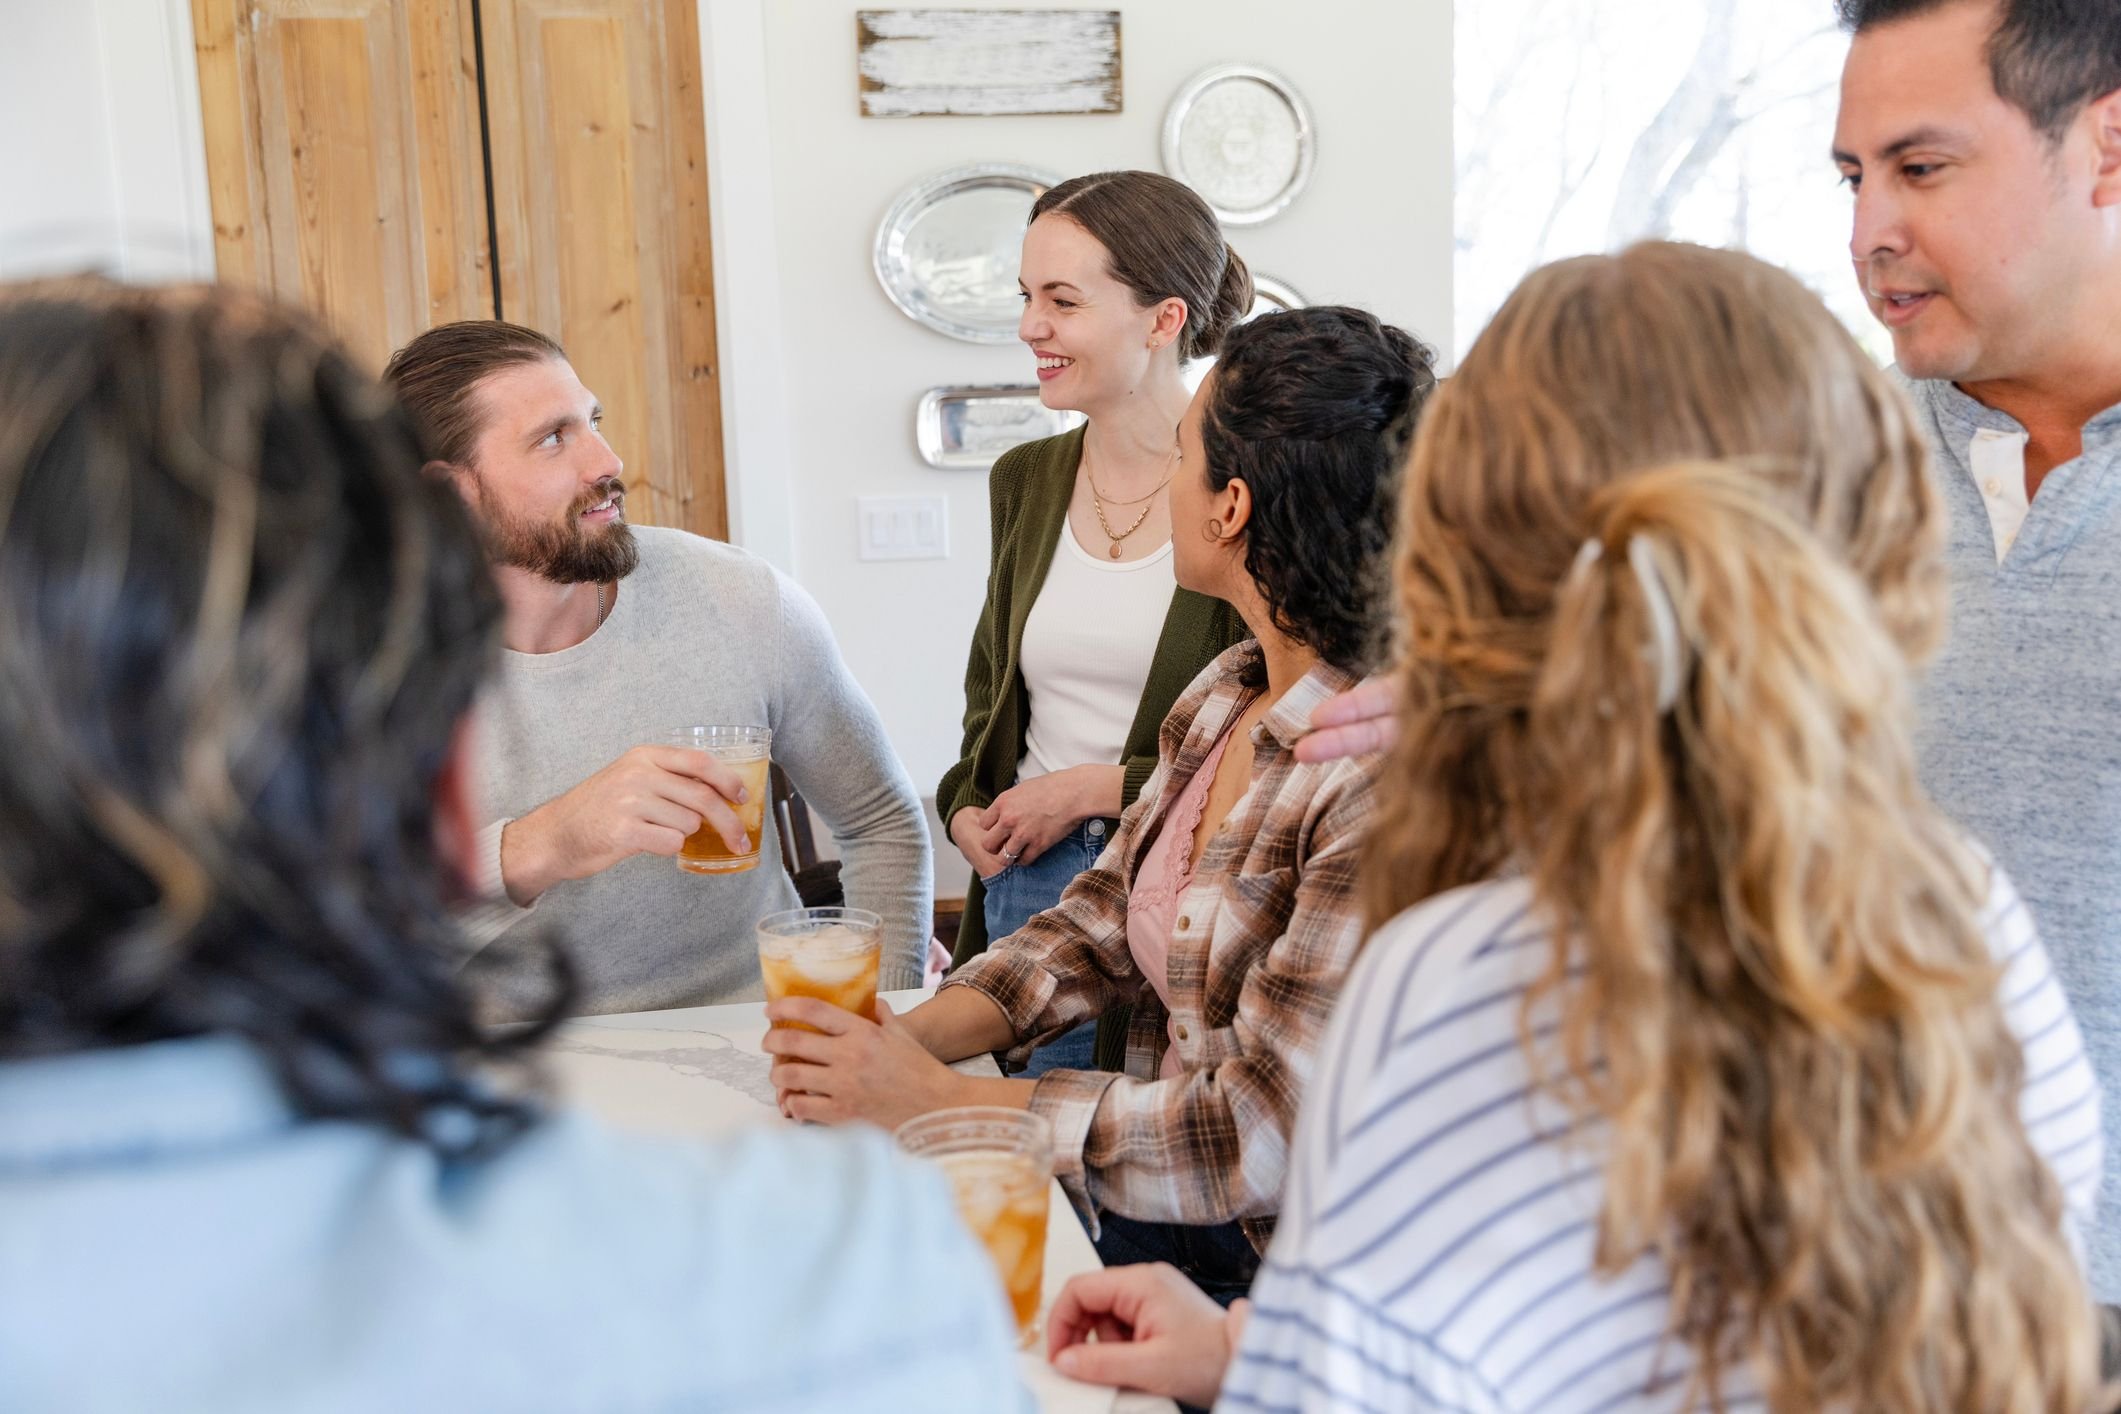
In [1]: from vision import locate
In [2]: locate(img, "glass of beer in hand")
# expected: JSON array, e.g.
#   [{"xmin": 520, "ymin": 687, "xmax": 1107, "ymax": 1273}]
[
  {"xmin": 756, "ymin": 906, "xmax": 883, "ymax": 1030},
  {"xmin": 895, "ymin": 1108, "xmax": 1054, "ymax": 1348},
  {"xmin": 668, "ymin": 725, "xmax": 771, "ymax": 874}
]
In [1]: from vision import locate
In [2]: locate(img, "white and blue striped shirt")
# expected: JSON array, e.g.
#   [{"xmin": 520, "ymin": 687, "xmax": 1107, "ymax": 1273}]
[{"xmin": 1220, "ymin": 866, "xmax": 2102, "ymax": 1413}]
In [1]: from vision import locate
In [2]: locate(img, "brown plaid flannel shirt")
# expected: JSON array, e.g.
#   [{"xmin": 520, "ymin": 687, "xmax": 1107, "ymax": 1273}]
[{"xmin": 941, "ymin": 642, "xmax": 1382, "ymax": 1251}]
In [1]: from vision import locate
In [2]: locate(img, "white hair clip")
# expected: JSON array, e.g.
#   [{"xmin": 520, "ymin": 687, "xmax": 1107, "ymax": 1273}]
[{"xmin": 1573, "ymin": 535, "xmax": 1685, "ymax": 713}]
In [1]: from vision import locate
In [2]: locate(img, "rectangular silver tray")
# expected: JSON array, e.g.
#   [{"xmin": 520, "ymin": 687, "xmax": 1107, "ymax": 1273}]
[{"xmin": 916, "ymin": 385, "xmax": 1085, "ymax": 469}]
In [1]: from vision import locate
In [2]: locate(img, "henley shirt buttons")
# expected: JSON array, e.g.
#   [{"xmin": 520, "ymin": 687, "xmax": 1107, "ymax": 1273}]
[
  {"xmin": 1986, "ymin": 479, "xmax": 2001, "ymax": 495},
  {"xmin": 1175, "ymin": 1024, "xmax": 1189, "ymax": 1041},
  {"xmin": 1177, "ymin": 915, "xmax": 1190, "ymax": 930}
]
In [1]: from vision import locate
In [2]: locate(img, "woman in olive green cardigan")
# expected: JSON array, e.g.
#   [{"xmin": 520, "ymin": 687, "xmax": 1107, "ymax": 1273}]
[{"xmin": 939, "ymin": 171, "xmax": 1249, "ymax": 1072}]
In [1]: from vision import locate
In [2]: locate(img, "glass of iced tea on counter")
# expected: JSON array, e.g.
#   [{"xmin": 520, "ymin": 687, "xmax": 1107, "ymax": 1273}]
[
  {"xmin": 894, "ymin": 1108, "xmax": 1053, "ymax": 1347},
  {"xmin": 668, "ymin": 725, "xmax": 771, "ymax": 874},
  {"xmin": 756, "ymin": 906, "xmax": 882, "ymax": 1030}
]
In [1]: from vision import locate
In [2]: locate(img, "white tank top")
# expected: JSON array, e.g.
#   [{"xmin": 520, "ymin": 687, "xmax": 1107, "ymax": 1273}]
[{"xmin": 1016, "ymin": 518, "xmax": 1176, "ymax": 783}]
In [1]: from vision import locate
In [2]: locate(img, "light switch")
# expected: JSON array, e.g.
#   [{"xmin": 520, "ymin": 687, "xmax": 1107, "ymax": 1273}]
[{"xmin": 858, "ymin": 495, "xmax": 949, "ymax": 561}]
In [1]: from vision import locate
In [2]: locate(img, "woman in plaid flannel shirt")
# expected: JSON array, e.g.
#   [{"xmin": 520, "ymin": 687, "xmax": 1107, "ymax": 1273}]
[{"xmin": 764, "ymin": 306, "xmax": 1439, "ymax": 1300}]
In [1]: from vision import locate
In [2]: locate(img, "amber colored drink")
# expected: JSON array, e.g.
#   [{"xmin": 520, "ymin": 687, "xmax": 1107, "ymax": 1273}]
[
  {"xmin": 938, "ymin": 1151, "xmax": 1050, "ymax": 1339},
  {"xmin": 677, "ymin": 754, "xmax": 770, "ymax": 873},
  {"xmin": 669, "ymin": 726, "xmax": 771, "ymax": 874},
  {"xmin": 896, "ymin": 1108, "xmax": 1054, "ymax": 1347},
  {"xmin": 756, "ymin": 909, "xmax": 882, "ymax": 1031}
]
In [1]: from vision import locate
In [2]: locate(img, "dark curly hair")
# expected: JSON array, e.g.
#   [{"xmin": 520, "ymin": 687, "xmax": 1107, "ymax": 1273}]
[
  {"xmin": 1199, "ymin": 305, "xmax": 1439, "ymax": 673},
  {"xmin": 0, "ymin": 278, "xmax": 571, "ymax": 1159}
]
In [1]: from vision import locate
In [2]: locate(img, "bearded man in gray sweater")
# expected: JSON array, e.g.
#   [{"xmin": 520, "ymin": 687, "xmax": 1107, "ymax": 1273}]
[{"xmin": 384, "ymin": 322, "xmax": 931, "ymax": 1019}]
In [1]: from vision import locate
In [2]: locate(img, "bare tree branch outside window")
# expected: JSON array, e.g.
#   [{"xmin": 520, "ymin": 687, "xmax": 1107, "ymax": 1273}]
[{"xmin": 1454, "ymin": 0, "xmax": 1887, "ymax": 365}]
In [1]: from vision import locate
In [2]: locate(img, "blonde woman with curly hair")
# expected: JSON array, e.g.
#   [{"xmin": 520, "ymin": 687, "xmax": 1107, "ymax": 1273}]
[{"xmin": 1043, "ymin": 242, "xmax": 2107, "ymax": 1413}]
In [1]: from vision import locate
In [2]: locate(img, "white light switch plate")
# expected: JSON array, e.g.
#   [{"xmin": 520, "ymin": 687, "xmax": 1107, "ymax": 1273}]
[{"xmin": 857, "ymin": 495, "xmax": 949, "ymax": 561}]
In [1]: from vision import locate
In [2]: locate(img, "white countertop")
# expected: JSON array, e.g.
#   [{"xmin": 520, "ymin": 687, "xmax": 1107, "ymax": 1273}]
[{"xmin": 547, "ymin": 989, "xmax": 1177, "ymax": 1414}]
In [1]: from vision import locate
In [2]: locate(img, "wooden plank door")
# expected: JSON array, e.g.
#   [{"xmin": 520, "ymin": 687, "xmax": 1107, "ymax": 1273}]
[
  {"xmin": 479, "ymin": 0, "xmax": 727, "ymax": 539},
  {"xmin": 191, "ymin": 0, "xmax": 494, "ymax": 370}
]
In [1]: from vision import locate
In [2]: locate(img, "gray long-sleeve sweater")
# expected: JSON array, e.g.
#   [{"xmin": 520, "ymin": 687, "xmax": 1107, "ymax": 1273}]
[{"xmin": 459, "ymin": 527, "xmax": 932, "ymax": 1018}]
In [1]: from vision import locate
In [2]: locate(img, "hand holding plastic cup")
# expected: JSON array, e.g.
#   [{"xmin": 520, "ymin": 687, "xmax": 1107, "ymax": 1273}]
[
  {"xmin": 668, "ymin": 725, "xmax": 771, "ymax": 874},
  {"xmin": 756, "ymin": 906, "xmax": 883, "ymax": 1030}
]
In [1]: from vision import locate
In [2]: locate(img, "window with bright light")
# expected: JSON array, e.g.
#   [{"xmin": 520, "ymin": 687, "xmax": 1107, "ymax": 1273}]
[{"xmin": 1454, "ymin": 0, "xmax": 1884, "ymax": 362}]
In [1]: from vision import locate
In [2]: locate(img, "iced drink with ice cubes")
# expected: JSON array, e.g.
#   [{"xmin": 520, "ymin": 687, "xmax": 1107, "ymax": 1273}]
[
  {"xmin": 756, "ymin": 907, "xmax": 881, "ymax": 1030},
  {"xmin": 668, "ymin": 726, "xmax": 772, "ymax": 874},
  {"xmin": 895, "ymin": 1108, "xmax": 1053, "ymax": 1347}
]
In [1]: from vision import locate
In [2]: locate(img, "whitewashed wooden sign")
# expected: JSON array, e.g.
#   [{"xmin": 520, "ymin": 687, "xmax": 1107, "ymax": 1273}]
[{"xmin": 857, "ymin": 10, "xmax": 1122, "ymax": 118}]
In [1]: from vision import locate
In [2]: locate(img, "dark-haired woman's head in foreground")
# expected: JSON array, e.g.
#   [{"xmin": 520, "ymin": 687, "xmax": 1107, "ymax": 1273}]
[
  {"xmin": 1173, "ymin": 305, "xmax": 1439, "ymax": 671},
  {"xmin": 0, "ymin": 277, "xmax": 567, "ymax": 1157}
]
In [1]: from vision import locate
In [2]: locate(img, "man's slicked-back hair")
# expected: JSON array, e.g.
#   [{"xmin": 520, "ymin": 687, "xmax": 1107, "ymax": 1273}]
[
  {"xmin": 382, "ymin": 319, "xmax": 566, "ymax": 466},
  {"xmin": 1836, "ymin": 0, "xmax": 2121, "ymax": 142}
]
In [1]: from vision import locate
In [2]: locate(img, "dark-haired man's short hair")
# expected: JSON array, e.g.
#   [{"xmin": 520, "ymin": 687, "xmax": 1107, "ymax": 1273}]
[{"xmin": 1835, "ymin": 0, "xmax": 2121, "ymax": 142}]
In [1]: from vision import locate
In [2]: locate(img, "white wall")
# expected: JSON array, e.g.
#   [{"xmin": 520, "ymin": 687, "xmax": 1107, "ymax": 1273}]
[
  {"xmin": 0, "ymin": 0, "xmax": 1454, "ymax": 800},
  {"xmin": 0, "ymin": 0, "xmax": 214, "ymax": 283},
  {"xmin": 755, "ymin": 0, "xmax": 1454, "ymax": 790}
]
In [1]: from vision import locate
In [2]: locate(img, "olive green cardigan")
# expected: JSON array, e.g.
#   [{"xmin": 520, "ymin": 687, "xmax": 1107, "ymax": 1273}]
[{"xmin": 939, "ymin": 425, "xmax": 1248, "ymax": 972}]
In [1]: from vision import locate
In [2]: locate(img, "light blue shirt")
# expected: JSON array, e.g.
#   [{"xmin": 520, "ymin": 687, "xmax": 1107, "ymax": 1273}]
[
  {"xmin": 0, "ymin": 1035, "xmax": 1029, "ymax": 1412},
  {"xmin": 1907, "ymin": 375, "xmax": 2121, "ymax": 1300}
]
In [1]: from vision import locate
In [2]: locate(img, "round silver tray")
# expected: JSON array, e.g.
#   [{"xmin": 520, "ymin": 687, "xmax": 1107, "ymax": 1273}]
[
  {"xmin": 1249, "ymin": 273, "xmax": 1306, "ymax": 320},
  {"xmin": 873, "ymin": 163, "xmax": 1062, "ymax": 344},
  {"xmin": 1161, "ymin": 64, "xmax": 1315, "ymax": 227}
]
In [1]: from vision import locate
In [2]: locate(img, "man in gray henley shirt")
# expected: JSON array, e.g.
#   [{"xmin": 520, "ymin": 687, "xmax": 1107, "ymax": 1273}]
[
  {"xmin": 1835, "ymin": 0, "xmax": 2121, "ymax": 1295},
  {"xmin": 384, "ymin": 322, "xmax": 932, "ymax": 1018}
]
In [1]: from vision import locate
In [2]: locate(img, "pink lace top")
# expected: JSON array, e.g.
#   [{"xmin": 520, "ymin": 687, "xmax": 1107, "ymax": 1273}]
[{"xmin": 1127, "ymin": 720, "xmax": 1239, "ymax": 1079}]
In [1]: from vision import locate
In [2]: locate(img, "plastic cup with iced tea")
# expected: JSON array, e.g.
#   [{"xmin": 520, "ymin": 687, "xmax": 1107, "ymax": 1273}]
[
  {"xmin": 756, "ymin": 906, "xmax": 882, "ymax": 1030},
  {"xmin": 668, "ymin": 725, "xmax": 771, "ymax": 874},
  {"xmin": 895, "ymin": 1107, "xmax": 1053, "ymax": 1347}
]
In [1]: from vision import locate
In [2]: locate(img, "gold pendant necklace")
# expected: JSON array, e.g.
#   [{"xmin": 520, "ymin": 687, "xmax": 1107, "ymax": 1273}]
[
  {"xmin": 1092, "ymin": 494, "xmax": 1156, "ymax": 558},
  {"xmin": 1087, "ymin": 471, "xmax": 1172, "ymax": 507},
  {"xmin": 1087, "ymin": 457, "xmax": 1171, "ymax": 559}
]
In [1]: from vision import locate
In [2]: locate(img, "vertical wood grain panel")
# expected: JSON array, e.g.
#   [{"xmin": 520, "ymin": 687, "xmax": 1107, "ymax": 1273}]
[
  {"xmin": 484, "ymin": 0, "xmax": 726, "ymax": 539},
  {"xmin": 408, "ymin": 1, "xmax": 491, "ymax": 326},
  {"xmin": 546, "ymin": 16, "xmax": 658, "ymax": 528},
  {"xmin": 281, "ymin": 19, "xmax": 394, "ymax": 363},
  {"xmin": 190, "ymin": 0, "xmax": 491, "ymax": 369},
  {"xmin": 191, "ymin": 0, "xmax": 721, "ymax": 532},
  {"xmin": 664, "ymin": 0, "xmax": 728, "ymax": 538},
  {"xmin": 191, "ymin": 0, "xmax": 261, "ymax": 287}
]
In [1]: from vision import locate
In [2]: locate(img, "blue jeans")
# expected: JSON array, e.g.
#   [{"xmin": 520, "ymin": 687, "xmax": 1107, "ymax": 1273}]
[
  {"xmin": 1092, "ymin": 1211, "xmax": 1260, "ymax": 1309},
  {"xmin": 981, "ymin": 818, "xmax": 1106, "ymax": 1076}
]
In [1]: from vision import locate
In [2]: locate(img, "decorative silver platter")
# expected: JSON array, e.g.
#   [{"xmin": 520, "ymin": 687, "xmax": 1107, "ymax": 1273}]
[
  {"xmin": 1161, "ymin": 64, "xmax": 1315, "ymax": 226},
  {"xmin": 1248, "ymin": 273, "xmax": 1305, "ymax": 320},
  {"xmin": 916, "ymin": 385, "xmax": 1085, "ymax": 469},
  {"xmin": 874, "ymin": 163, "xmax": 1061, "ymax": 344},
  {"xmin": 1181, "ymin": 275, "xmax": 1309, "ymax": 393}
]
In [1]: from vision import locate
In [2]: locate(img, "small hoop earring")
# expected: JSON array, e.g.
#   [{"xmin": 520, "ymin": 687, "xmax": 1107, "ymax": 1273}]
[{"xmin": 1201, "ymin": 518, "xmax": 1226, "ymax": 543}]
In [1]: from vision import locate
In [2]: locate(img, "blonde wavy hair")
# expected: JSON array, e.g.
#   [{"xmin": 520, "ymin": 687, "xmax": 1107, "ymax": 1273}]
[{"xmin": 1367, "ymin": 242, "xmax": 2101, "ymax": 1411}]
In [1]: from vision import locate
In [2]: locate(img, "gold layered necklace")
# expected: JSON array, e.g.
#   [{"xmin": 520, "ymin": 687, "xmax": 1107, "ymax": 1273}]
[{"xmin": 1087, "ymin": 455, "xmax": 1173, "ymax": 560}]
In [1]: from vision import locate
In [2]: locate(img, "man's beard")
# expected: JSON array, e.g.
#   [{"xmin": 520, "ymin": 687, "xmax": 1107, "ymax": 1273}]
[{"xmin": 478, "ymin": 474, "xmax": 640, "ymax": 584}]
